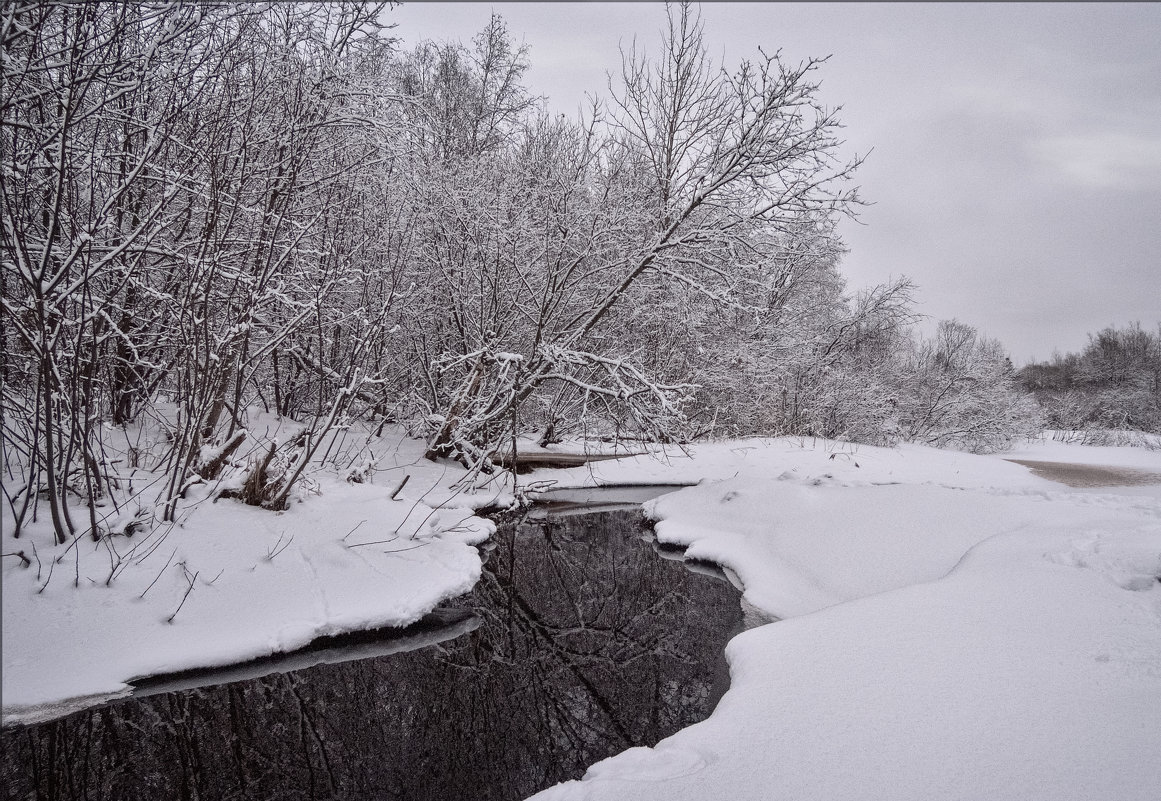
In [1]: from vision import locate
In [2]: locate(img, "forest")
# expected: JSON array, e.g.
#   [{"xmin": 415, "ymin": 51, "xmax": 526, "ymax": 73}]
[
  {"xmin": 1019, "ymin": 322, "xmax": 1161, "ymax": 444},
  {"xmin": 1, "ymin": 1, "xmax": 1154, "ymax": 549}
]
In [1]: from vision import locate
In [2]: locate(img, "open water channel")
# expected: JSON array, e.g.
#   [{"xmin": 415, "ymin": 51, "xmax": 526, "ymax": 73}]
[{"xmin": 1, "ymin": 488, "xmax": 743, "ymax": 801}]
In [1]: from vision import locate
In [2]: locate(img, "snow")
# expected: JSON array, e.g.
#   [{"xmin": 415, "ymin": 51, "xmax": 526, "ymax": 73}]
[
  {"xmin": 2, "ymin": 427, "xmax": 501, "ymax": 726},
  {"xmin": 527, "ymin": 435, "xmax": 1161, "ymax": 801},
  {"xmin": 4, "ymin": 429, "xmax": 1160, "ymax": 801},
  {"xmin": 1004, "ymin": 432, "xmax": 1161, "ymax": 468}
]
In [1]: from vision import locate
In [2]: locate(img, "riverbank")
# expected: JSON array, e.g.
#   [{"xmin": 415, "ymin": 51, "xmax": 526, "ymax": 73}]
[
  {"xmin": 1, "ymin": 428, "xmax": 502, "ymax": 726},
  {"xmin": 2, "ymin": 506, "xmax": 744, "ymax": 799},
  {"xmin": 4, "ymin": 431, "xmax": 1160, "ymax": 801},
  {"xmin": 527, "ymin": 436, "xmax": 1161, "ymax": 801}
]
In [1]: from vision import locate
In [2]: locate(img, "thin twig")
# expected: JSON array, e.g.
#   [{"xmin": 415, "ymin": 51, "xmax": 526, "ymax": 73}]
[
  {"xmin": 264, "ymin": 532, "xmax": 293, "ymax": 561},
  {"xmin": 131, "ymin": 519, "xmax": 176, "ymax": 566},
  {"xmin": 139, "ymin": 547, "xmax": 177, "ymax": 599},
  {"xmin": 166, "ymin": 569, "xmax": 199, "ymax": 624},
  {"xmin": 346, "ymin": 535, "xmax": 400, "ymax": 549},
  {"xmin": 37, "ymin": 558, "xmax": 55, "ymax": 594},
  {"xmin": 341, "ymin": 519, "xmax": 367, "ymax": 542},
  {"xmin": 406, "ymin": 479, "xmax": 471, "ymax": 540},
  {"xmin": 380, "ymin": 543, "xmax": 431, "ymax": 554}
]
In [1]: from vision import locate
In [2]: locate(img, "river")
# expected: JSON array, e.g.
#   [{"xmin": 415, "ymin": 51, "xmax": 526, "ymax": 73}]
[{"xmin": 0, "ymin": 494, "xmax": 742, "ymax": 801}]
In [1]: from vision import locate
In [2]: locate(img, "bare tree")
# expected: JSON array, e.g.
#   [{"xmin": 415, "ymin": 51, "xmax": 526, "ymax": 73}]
[
  {"xmin": 413, "ymin": 2, "xmax": 865, "ymax": 468},
  {"xmin": 2, "ymin": 2, "xmax": 206, "ymax": 541},
  {"xmin": 1020, "ymin": 321, "xmax": 1161, "ymax": 438},
  {"xmin": 1, "ymin": 2, "xmax": 402, "ymax": 545},
  {"xmin": 896, "ymin": 320, "xmax": 1042, "ymax": 452}
]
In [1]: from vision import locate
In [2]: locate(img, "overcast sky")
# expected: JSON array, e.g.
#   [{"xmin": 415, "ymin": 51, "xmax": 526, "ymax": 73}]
[{"xmin": 386, "ymin": 2, "xmax": 1161, "ymax": 364}]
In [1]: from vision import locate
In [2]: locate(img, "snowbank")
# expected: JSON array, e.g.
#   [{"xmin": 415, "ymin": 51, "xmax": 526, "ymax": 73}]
[
  {"xmin": 2, "ymin": 429, "xmax": 501, "ymax": 726},
  {"xmin": 527, "ymin": 436, "xmax": 1056, "ymax": 491},
  {"xmin": 528, "ymin": 437, "xmax": 1161, "ymax": 801},
  {"xmin": 1005, "ymin": 431, "xmax": 1161, "ymax": 468}
]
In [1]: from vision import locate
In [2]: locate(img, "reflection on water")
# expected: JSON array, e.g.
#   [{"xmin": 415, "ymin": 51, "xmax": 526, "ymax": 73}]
[{"xmin": 1, "ymin": 509, "xmax": 742, "ymax": 801}]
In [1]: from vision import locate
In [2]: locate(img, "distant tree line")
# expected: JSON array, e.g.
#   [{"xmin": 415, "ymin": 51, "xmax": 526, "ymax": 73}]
[
  {"xmin": 1, "ymin": 2, "xmax": 1042, "ymax": 545},
  {"xmin": 1019, "ymin": 322, "xmax": 1161, "ymax": 438}
]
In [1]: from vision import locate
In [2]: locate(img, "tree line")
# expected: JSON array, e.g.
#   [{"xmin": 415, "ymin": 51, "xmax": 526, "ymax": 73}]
[
  {"xmin": 0, "ymin": 2, "xmax": 1060, "ymax": 546},
  {"xmin": 1020, "ymin": 322, "xmax": 1161, "ymax": 439}
]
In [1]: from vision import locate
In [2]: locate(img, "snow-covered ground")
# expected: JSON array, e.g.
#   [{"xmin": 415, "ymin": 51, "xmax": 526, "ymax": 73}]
[
  {"xmin": 4, "ymin": 430, "xmax": 1160, "ymax": 801},
  {"xmin": 1, "ymin": 428, "xmax": 503, "ymax": 726},
  {"xmin": 527, "ymin": 435, "xmax": 1161, "ymax": 801}
]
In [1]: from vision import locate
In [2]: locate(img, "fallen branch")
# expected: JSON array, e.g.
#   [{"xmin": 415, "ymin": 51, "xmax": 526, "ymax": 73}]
[
  {"xmin": 196, "ymin": 429, "xmax": 248, "ymax": 481},
  {"xmin": 2, "ymin": 551, "xmax": 31, "ymax": 568}
]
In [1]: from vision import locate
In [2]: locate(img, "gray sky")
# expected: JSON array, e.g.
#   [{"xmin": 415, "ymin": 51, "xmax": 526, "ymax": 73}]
[{"xmin": 387, "ymin": 2, "xmax": 1161, "ymax": 364}]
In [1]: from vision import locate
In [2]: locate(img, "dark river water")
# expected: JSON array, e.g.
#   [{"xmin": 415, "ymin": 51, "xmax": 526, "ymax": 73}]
[{"xmin": 1, "ymin": 504, "xmax": 743, "ymax": 801}]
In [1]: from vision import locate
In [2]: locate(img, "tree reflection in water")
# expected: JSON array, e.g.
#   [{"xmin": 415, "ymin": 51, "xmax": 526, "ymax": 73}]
[{"xmin": 1, "ymin": 509, "xmax": 742, "ymax": 801}]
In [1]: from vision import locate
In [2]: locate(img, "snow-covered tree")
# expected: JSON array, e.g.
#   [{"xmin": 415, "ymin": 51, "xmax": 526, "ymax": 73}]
[
  {"xmin": 397, "ymin": 2, "xmax": 866, "ymax": 469},
  {"xmin": 1020, "ymin": 322, "xmax": 1161, "ymax": 437},
  {"xmin": 895, "ymin": 320, "xmax": 1042, "ymax": 452}
]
